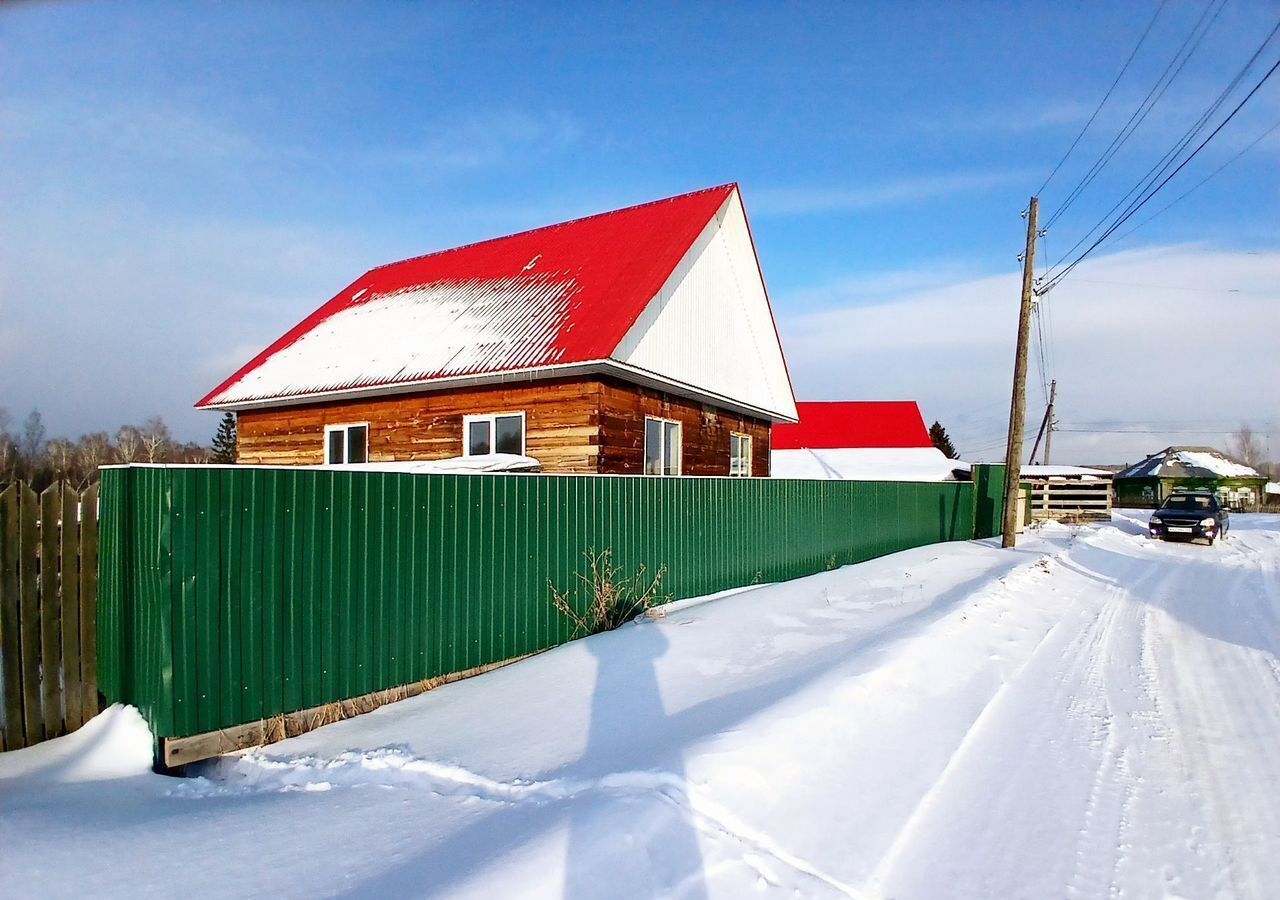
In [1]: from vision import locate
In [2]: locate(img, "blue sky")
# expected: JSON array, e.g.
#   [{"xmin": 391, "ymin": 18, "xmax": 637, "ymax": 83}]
[{"xmin": 2, "ymin": 1, "xmax": 1277, "ymax": 461}]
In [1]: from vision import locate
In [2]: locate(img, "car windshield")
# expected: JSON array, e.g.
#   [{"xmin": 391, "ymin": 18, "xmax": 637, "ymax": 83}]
[{"xmin": 1161, "ymin": 494, "xmax": 1214, "ymax": 511}]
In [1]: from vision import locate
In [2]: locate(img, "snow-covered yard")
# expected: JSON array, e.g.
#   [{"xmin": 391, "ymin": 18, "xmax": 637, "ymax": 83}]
[{"xmin": 3, "ymin": 511, "xmax": 1279, "ymax": 898}]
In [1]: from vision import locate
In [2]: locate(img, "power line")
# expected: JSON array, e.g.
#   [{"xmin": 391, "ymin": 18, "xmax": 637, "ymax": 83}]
[
  {"xmin": 1039, "ymin": 50, "xmax": 1280, "ymax": 294},
  {"xmin": 1108, "ymin": 117, "xmax": 1280, "ymax": 246},
  {"xmin": 1055, "ymin": 428, "xmax": 1249, "ymax": 434},
  {"xmin": 1044, "ymin": 0, "xmax": 1227, "ymax": 231},
  {"xmin": 1036, "ymin": 0, "xmax": 1168, "ymax": 196},
  {"xmin": 1043, "ymin": 15, "xmax": 1280, "ymax": 281}
]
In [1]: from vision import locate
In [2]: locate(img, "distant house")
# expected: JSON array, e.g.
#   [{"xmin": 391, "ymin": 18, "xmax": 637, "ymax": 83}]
[
  {"xmin": 1113, "ymin": 446, "xmax": 1268, "ymax": 511},
  {"xmin": 197, "ymin": 184, "xmax": 797, "ymax": 476},
  {"xmin": 771, "ymin": 401, "xmax": 966, "ymax": 481}
]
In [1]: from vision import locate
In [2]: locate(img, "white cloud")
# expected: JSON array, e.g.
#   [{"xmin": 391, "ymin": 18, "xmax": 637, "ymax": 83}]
[{"xmin": 777, "ymin": 245, "xmax": 1280, "ymax": 465}]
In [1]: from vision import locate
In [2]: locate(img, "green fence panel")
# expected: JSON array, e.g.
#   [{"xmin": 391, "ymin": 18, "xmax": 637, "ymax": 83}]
[
  {"xmin": 99, "ymin": 467, "xmax": 994, "ymax": 741},
  {"xmin": 970, "ymin": 464, "xmax": 1006, "ymax": 540}
]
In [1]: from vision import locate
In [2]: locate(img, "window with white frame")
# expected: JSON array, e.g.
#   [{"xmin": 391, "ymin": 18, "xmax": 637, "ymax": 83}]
[
  {"xmin": 464, "ymin": 412, "xmax": 525, "ymax": 456},
  {"xmin": 643, "ymin": 416, "xmax": 682, "ymax": 475},
  {"xmin": 729, "ymin": 433, "xmax": 752, "ymax": 477},
  {"xmin": 324, "ymin": 423, "xmax": 368, "ymax": 464}
]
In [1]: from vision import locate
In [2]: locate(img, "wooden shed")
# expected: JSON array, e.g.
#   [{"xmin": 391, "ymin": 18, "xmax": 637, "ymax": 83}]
[{"xmin": 197, "ymin": 185, "xmax": 797, "ymax": 476}]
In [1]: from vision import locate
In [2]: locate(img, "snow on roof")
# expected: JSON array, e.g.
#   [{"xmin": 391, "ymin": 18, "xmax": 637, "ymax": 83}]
[
  {"xmin": 771, "ymin": 447, "xmax": 966, "ymax": 482},
  {"xmin": 198, "ymin": 185, "xmax": 797, "ymax": 421},
  {"xmin": 1116, "ymin": 446, "xmax": 1262, "ymax": 480},
  {"xmin": 1021, "ymin": 465, "xmax": 1114, "ymax": 479},
  {"xmin": 772, "ymin": 401, "xmax": 933, "ymax": 450},
  {"xmin": 1267, "ymin": 482, "xmax": 1280, "ymax": 495}
]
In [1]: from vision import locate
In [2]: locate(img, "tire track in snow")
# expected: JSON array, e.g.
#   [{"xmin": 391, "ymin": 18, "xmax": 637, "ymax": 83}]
[
  {"xmin": 866, "ymin": 547, "xmax": 1082, "ymax": 891},
  {"xmin": 1136, "ymin": 528, "xmax": 1280, "ymax": 898}
]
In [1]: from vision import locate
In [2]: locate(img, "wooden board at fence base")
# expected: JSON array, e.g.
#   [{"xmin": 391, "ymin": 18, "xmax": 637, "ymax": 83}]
[{"xmin": 161, "ymin": 651, "xmax": 537, "ymax": 768}]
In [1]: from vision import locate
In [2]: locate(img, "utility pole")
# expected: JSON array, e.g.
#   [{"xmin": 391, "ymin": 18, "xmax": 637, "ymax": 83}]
[
  {"xmin": 1043, "ymin": 379, "xmax": 1057, "ymax": 466},
  {"xmin": 1001, "ymin": 197, "xmax": 1039, "ymax": 548}
]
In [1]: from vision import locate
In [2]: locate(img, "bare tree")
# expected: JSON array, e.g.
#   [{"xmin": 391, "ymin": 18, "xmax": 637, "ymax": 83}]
[
  {"xmin": 76, "ymin": 432, "xmax": 114, "ymax": 486},
  {"xmin": 19, "ymin": 409, "xmax": 46, "ymax": 463},
  {"xmin": 0, "ymin": 407, "xmax": 13, "ymax": 482},
  {"xmin": 138, "ymin": 416, "xmax": 173, "ymax": 463},
  {"xmin": 46, "ymin": 438, "xmax": 77, "ymax": 483},
  {"xmin": 174, "ymin": 441, "xmax": 210, "ymax": 464},
  {"xmin": 115, "ymin": 425, "xmax": 143, "ymax": 463},
  {"xmin": 1230, "ymin": 423, "xmax": 1266, "ymax": 470}
]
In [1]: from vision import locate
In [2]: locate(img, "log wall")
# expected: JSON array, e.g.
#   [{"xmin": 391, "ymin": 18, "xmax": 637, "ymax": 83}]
[{"xmin": 235, "ymin": 375, "xmax": 771, "ymax": 476}]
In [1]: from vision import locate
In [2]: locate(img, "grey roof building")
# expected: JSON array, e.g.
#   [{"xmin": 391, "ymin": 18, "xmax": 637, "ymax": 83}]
[{"xmin": 1114, "ymin": 446, "xmax": 1267, "ymax": 510}]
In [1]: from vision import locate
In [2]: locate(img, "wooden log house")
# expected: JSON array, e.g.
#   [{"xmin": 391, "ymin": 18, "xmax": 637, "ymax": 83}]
[{"xmin": 197, "ymin": 184, "xmax": 798, "ymax": 475}]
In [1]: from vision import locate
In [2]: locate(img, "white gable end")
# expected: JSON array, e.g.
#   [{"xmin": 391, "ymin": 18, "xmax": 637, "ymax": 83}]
[{"xmin": 612, "ymin": 190, "xmax": 798, "ymax": 422}]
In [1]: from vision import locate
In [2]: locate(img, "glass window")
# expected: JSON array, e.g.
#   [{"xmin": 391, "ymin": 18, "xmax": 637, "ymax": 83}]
[
  {"xmin": 494, "ymin": 414, "xmax": 523, "ymax": 455},
  {"xmin": 467, "ymin": 419, "xmax": 491, "ymax": 456},
  {"xmin": 644, "ymin": 417, "xmax": 682, "ymax": 475},
  {"xmin": 325, "ymin": 424, "xmax": 368, "ymax": 465},
  {"xmin": 464, "ymin": 412, "xmax": 524, "ymax": 456},
  {"xmin": 663, "ymin": 420, "xmax": 681, "ymax": 476},
  {"xmin": 644, "ymin": 418, "xmax": 663, "ymax": 475},
  {"xmin": 347, "ymin": 425, "xmax": 368, "ymax": 464},
  {"xmin": 730, "ymin": 433, "xmax": 752, "ymax": 477}
]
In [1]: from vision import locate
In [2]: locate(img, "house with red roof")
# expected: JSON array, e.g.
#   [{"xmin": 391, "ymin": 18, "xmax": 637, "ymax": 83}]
[
  {"xmin": 771, "ymin": 401, "xmax": 967, "ymax": 482},
  {"xmin": 197, "ymin": 184, "xmax": 797, "ymax": 475}
]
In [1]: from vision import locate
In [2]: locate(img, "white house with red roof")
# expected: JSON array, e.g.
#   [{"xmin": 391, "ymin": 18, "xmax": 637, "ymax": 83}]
[
  {"xmin": 771, "ymin": 401, "xmax": 967, "ymax": 482},
  {"xmin": 199, "ymin": 184, "xmax": 797, "ymax": 476}
]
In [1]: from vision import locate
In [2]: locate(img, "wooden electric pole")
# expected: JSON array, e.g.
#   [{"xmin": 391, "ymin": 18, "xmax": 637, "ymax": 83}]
[
  {"xmin": 1001, "ymin": 197, "xmax": 1039, "ymax": 548},
  {"xmin": 1043, "ymin": 379, "xmax": 1057, "ymax": 466}
]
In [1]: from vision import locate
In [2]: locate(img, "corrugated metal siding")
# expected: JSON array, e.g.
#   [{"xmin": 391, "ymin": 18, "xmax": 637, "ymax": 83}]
[
  {"xmin": 100, "ymin": 467, "xmax": 988, "ymax": 740},
  {"xmin": 613, "ymin": 191, "xmax": 796, "ymax": 420}
]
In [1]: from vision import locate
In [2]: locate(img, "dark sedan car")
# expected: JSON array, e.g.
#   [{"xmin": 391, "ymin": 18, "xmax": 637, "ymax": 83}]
[{"xmin": 1148, "ymin": 491, "xmax": 1229, "ymax": 545}]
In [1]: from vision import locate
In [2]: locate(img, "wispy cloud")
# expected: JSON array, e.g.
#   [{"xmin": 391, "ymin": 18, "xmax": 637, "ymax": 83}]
[
  {"xmin": 366, "ymin": 109, "xmax": 582, "ymax": 176},
  {"xmin": 777, "ymin": 245, "xmax": 1280, "ymax": 463},
  {"xmin": 752, "ymin": 170, "xmax": 1033, "ymax": 217}
]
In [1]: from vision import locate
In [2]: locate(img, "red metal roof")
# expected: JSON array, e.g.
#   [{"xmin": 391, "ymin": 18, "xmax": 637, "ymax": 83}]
[
  {"xmin": 772, "ymin": 402, "xmax": 934, "ymax": 449},
  {"xmin": 198, "ymin": 184, "xmax": 738, "ymax": 408}
]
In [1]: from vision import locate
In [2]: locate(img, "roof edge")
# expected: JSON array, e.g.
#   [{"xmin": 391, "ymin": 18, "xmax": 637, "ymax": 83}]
[
  {"xmin": 200, "ymin": 358, "xmax": 799, "ymax": 423},
  {"xmin": 367, "ymin": 183, "xmax": 739, "ymax": 276}
]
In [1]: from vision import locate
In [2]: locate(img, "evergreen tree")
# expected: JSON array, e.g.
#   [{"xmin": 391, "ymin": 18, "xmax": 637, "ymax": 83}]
[
  {"xmin": 210, "ymin": 412, "xmax": 238, "ymax": 464},
  {"xmin": 929, "ymin": 421, "xmax": 958, "ymax": 459}
]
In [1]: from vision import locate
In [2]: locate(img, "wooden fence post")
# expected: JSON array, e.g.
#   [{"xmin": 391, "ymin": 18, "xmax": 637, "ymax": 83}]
[
  {"xmin": 1, "ymin": 485, "xmax": 22, "ymax": 750},
  {"xmin": 18, "ymin": 483, "xmax": 42, "ymax": 744},
  {"xmin": 39, "ymin": 484, "xmax": 63, "ymax": 739},
  {"xmin": 61, "ymin": 485, "xmax": 82, "ymax": 730}
]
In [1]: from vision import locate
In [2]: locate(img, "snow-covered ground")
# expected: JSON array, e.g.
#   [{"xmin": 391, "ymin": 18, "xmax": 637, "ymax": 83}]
[{"xmin": 4, "ymin": 511, "xmax": 1280, "ymax": 898}]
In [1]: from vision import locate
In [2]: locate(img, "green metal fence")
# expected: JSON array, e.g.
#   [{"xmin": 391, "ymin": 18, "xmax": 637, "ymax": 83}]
[{"xmin": 99, "ymin": 465, "xmax": 1001, "ymax": 742}]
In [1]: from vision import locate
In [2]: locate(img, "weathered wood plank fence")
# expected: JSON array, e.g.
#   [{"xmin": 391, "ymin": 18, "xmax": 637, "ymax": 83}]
[{"xmin": 0, "ymin": 482, "xmax": 99, "ymax": 751}]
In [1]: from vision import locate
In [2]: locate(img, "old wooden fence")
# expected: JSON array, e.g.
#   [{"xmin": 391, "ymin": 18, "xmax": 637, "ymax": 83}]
[{"xmin": 0, "ymin": 482, "xmax": 100, "ymax": 751}]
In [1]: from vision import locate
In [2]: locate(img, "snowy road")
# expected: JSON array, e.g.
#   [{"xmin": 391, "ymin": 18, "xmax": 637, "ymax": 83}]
[{"xmin": 3, "ymin": 512, "xmax": 1279, "ymax": 898}]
